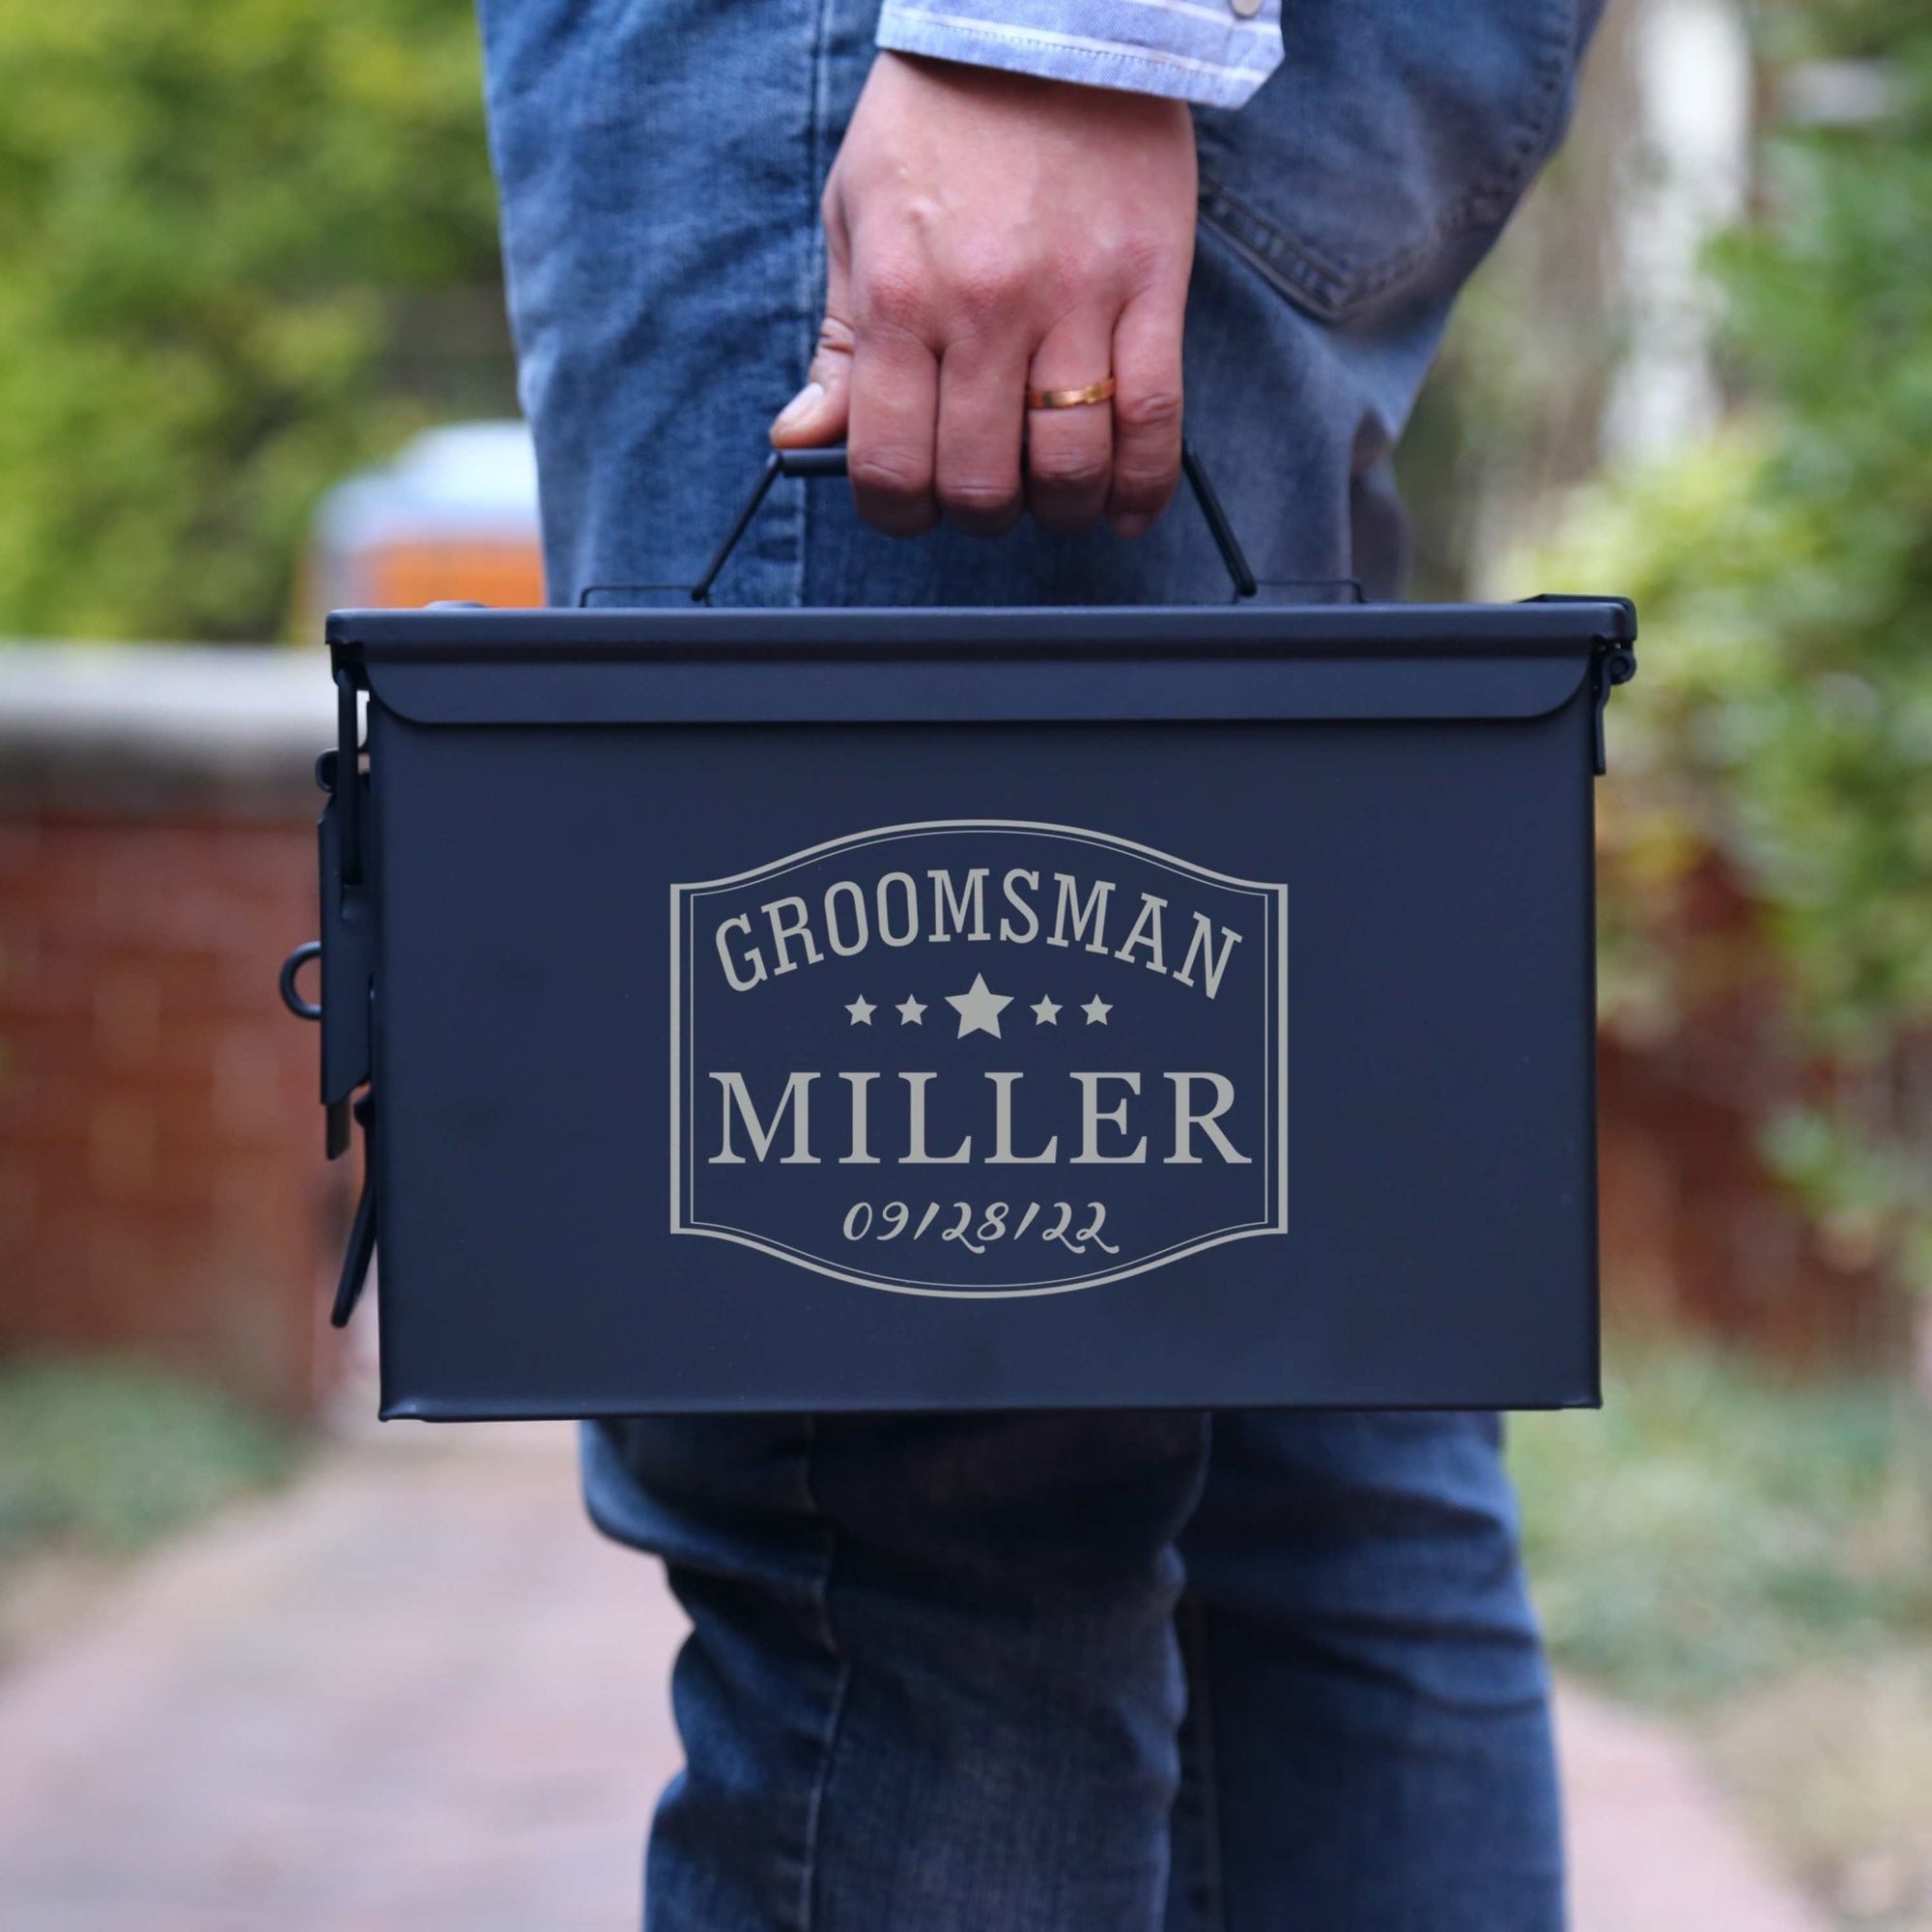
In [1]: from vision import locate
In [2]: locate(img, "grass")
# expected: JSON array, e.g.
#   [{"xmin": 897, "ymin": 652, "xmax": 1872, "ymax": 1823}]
[
  {"xmin": 0, "ymin": 1353, "xmax": 299, "ymax": 1563},
  {"xmin": 1512, "ymin": 1338, "xmax": 1932, "ymax": 1925},
  {"xmin": 1510, "ymin": 1339, "xmax": 1932, "ymax": 1708},
  {"xmin": 1704, "ymin": 1649, "xmax": 1932, "ymax": 1925}
]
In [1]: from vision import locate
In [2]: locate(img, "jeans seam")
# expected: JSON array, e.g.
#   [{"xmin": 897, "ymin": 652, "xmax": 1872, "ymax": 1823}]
[
  {"xmin": 795, "ymin": 0, "xmax": 837, "ymax": 609},
  {"xmin": 794, "ymin": 1414, "xmax": 851, "ymax": 1932},
  {"xmin": 1178, "ymin": 1595, "xmax": 1229, "ymax": 1932}
]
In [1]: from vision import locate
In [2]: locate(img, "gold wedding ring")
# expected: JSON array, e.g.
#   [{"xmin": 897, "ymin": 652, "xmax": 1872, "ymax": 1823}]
[{"xmin": 1026, "ymin": 377, "xmax": 1117, "ymax": 411}]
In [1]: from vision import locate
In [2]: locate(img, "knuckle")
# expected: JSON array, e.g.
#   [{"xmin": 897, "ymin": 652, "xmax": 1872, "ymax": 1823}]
[
  {"xmin": 1118, "ymin": 236, "xmax": 1186, "ymax": 290},
  {"xmin": 860, "ymin": 265, "xmax": 928, "ymax": 334},
  {"xmin": 952, "ymin": 258, "xmax": 1028, "ymax": 326},
  {"xmin": 850, "ymin": 453, "xmax": 930, "ymax": 501},
  {"xmin": 939, "ymin": 476, "xmax": 1022, "ymax": 523},
  {"xmin": 1116, "ymin": 386, "xmax": 1183, "ymax": 437},
  {"xmin": 1030, "ymin": 449, "xmax": 1111, "ymax": 497},
  {"xmin": 1065, "ymin": 250, "xmax": 1123, "ymax": 302}
]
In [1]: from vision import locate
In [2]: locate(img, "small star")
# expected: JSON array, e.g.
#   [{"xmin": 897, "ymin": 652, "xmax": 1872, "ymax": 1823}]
[
  {"xmin": 1082, "ymin": 996, "xmax": 1112, "ymax": 1025},
  {"xmin": 946, "ymin": 973, "xmax": 1013, "ymax": 1039},
  {"xmin": 1031, "ymin": 996, "xmax": 1061, "ymax": 1026},
  {"xmin": 896, "ymin": 995, "xmax": 927, "ymax": 1026},
  {"xmin": 845, "ymin": 996, "xmax": 875, "ymax": 1026}
]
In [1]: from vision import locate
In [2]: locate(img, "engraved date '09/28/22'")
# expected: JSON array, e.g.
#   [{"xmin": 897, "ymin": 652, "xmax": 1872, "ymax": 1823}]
[{"xmin": 841, "ymin": 1199, "xmax": 1119, "ymax": 1257}]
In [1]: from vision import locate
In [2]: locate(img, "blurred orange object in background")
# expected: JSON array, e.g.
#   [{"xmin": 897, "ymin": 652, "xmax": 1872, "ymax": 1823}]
[{"xmin": 306, "ymin": 421, "xmax": 544, "ymax": 620}]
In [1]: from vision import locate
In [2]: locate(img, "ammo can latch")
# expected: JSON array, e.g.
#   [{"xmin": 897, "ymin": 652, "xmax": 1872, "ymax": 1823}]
[{"xmin": 279, "ymin": 663, "xmax": 376, "ymax": 1327}]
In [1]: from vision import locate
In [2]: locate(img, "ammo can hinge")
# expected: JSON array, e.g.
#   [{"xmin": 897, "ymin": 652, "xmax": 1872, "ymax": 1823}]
[
  {"xmin": 1525, "ymin": 595, "xmax": 1638, "ymax": 776},
  {"xmin": 1589, "ymin": 639, "xmax": 1638, "ymax": 778}
]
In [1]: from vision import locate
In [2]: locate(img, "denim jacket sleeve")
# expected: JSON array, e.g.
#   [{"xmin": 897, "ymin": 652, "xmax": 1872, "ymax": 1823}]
[{"xmin": 872, "ymin": 0, "xmax": 1284, "ymax": 110}]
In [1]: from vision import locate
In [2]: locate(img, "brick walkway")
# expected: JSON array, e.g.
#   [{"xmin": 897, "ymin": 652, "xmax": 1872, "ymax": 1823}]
[{"xmin": 0, "ymin": 1430, "xmax": 1827, "ymax": 1931}]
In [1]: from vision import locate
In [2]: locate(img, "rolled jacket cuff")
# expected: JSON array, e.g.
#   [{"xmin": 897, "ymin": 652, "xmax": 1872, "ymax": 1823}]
[{"xmin": 873, "ymin": 0, "xmax": 1283, "ymax": 111}]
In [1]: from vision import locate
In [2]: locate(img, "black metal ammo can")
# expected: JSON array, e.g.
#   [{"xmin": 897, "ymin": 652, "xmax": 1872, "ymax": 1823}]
[{"xmin": 285, "ymin": 447, "xmax": 1636, "ymax": 1419}]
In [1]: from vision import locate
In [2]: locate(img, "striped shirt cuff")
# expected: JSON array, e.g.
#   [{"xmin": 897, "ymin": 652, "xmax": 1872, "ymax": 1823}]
[{"xmin": 874, "ymin": 0, "xmax": 1283, "ymax": 110}]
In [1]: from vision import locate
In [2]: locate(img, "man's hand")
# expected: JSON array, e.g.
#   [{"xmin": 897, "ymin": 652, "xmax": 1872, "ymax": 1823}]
[{"xmin": 770, "ymin": 52, "xmax": 1197, "ymax": 541}]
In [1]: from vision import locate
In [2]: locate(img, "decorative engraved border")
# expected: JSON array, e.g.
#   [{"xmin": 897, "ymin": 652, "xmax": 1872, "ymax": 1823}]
[{"xmin": 670, "ymin": 820, "xmax": 1288, "ymax": 1297}]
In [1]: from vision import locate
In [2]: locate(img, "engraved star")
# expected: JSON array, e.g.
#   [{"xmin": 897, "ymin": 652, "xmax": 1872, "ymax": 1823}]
[
  {"xmin": 844, "ymin": 996, "xmax": 875, "ymax": 1026},
  {"xmin": 1031, "ymin": 995, "xmax": 1061, "ymax": 1026},
  {"xmin": 896, "ymin": 995, "xmax": 927, "ymax": 1026},
  {"xmin": 1082, "ymin": 996, "xmax": 1112, "ymax": 1025},
  {"xmin": 946, "ymin": 973, "xmax": 1013, "ymax": 1039}
]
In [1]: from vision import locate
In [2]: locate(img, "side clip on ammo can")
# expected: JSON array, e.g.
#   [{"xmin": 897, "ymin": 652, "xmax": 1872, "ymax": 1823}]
[{"xmin": 283, "ymin": 446, "xmax": 1637, "ymax": 1419}]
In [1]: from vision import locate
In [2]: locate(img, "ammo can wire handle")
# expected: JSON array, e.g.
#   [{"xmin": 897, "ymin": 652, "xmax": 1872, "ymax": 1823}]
[{"xmin": 692, "ymin": 441, "xmax": 1259, "ymax": 605}]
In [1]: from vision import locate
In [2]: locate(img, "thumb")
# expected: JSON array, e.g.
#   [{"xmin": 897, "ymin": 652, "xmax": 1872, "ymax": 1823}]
[{"xmin": 771, "ymin": 247, "xmax": 854, "ymax": 448}]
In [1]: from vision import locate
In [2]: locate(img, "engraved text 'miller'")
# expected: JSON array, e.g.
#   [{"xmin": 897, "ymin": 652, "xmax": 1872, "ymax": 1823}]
[{"xmin": 670, "ymin": 822, "xmax": 1287, "ymax": 1297}]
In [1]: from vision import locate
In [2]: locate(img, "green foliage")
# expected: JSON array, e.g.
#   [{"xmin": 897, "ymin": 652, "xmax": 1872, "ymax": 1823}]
[
  {"xmin": 1512, "ymin": 1343, "xmax": 1932, "ymax": 1705},
  {"xmin": 1527, "ymin": 14, "xmax": 1932, "ymax": 1290},
  {"xmin": 0, "ymin": 1354, "xmax": 298, "ymax": 1555},
  {"xmin": 0, "ymin": 0, "xmax": 502, "ymax": 642}
]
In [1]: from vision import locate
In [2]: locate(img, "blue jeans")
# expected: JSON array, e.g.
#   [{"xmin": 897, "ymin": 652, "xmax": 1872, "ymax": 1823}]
[{"xmin": 478, "ymin": 0, "xmax": 1598, "ymax": 1922}]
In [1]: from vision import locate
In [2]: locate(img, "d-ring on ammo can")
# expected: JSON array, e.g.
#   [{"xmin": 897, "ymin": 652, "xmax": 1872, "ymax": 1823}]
[{"xmin": 286, "ymin": 446, "xmax": 1636, "ymax": 1418}]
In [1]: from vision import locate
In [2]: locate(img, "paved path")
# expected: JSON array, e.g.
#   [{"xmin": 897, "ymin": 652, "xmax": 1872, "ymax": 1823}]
[{"xmin": 0, "ymin": 1430, "xmax": 1828, "ymax": 1931}]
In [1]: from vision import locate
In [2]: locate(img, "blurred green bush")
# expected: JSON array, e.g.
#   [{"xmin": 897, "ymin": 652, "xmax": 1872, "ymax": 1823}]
[
  {"xmin": 1530, "ymin": 13, "xmax": 1932, "ymax": 1296},
  {"xmin": 0, "ymin": 1354, "xmax": 297, "ymax": 1556},
  {"xmin": 1513, "ymin": 1342, "xmax": 1932, "ymax": 1706},
  {"xmin": 0, "ymin": 0, "xmax": 502, "ymax": 642}
]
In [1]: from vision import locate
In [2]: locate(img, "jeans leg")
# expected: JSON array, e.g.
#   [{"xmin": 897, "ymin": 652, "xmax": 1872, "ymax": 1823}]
[
  {"xmin": 586, "ymin": 1410, "xmax": 1211, "ymax": 1932},
  {"xmin": 1163, "ymin": 1413, "xmax": 1564, "ymax": 1932}
]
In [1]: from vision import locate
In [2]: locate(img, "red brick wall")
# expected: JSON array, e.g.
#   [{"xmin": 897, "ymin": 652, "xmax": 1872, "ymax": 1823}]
[
  {"xmin": 0, "ymin": 810, "xmax": 355, "ymax": 1415},
  {"xmin": 1598, "ymin": 1037, "xmax": 1899, "ymax": 1368}
]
